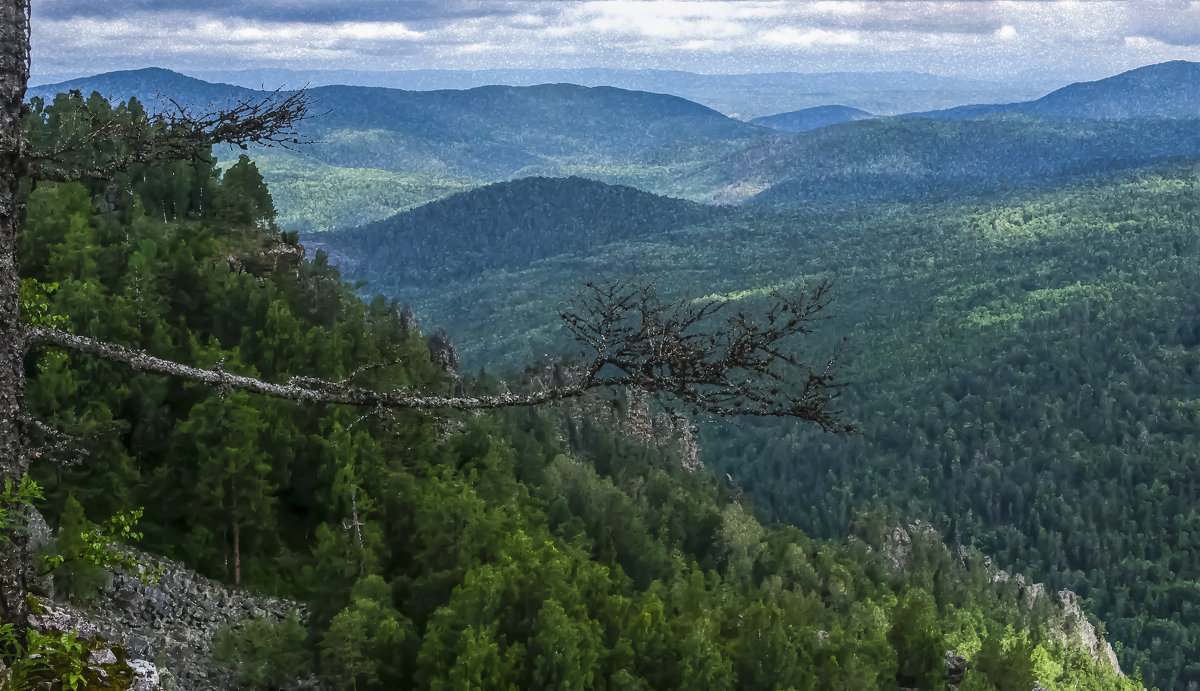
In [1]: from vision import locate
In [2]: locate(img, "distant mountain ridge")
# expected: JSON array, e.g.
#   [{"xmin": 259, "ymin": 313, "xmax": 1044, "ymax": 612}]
[
  {"xmin": 748, "ymin": 114, "xmax": 1200, "ymax": 205},
  {"xmin": 750, "ymin": 105, "xmax": 876, "ymax": 133},
  {"xmin": 28, "ymin": 62, "xmax": 1200, "ymax": 213},
  {"xmin": 908, "ymin": 60, "xmax": 1200, "ymax": 121},
  {"xmin": 26, "ymin": 67, "xmax": 259, "ymax": 111},
  {"xmin": 29, "ymin": 68, "xmax": 771, "ymax": 200},
  {"xmin": 38, "ymin": 66, "xmax": 1066, "ymax": 118}
]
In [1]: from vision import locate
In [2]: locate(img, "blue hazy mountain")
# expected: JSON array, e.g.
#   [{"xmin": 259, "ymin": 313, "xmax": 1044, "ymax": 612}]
[
  {"xmin": 29, "ymin": 68, "xmax": 768, "ymax": 191},
  {"xmin": 908, "ymin": 60, "xmax": 1200, "ymax": 121},
  {"xmin": 26, "ymin": 67, "xmax": 260, "ymax": 111},
  {"xmin": 750, "ymin": 105, "xmax": 876, "ymax": 133},
  {"xmin": 746, "ymin": 113, "xmax": 1200, "ymax": 205},
  {"xmin": 46, "ymin": 67, "xmax": 1064, "ymax": 119}
]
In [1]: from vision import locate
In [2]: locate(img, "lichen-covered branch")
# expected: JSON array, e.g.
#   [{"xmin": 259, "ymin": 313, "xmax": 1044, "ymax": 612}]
[
  {"xmin": 24, "ymin": 326, "xmax": 588, "ymax": 411},
  {"xmin": 562, "ymin": 279, "xmax": 850, "ymax": 432},
  {"xmin": 25, "ymin": 87, "xmax": 314, "ymax": 182},
  {"xmin": 24, "ymin": 278, "xmax": 850, "ymax": 431},
  {"xmin": 22, "ymin": 416, "xmax": 87, "ymax": 466}
]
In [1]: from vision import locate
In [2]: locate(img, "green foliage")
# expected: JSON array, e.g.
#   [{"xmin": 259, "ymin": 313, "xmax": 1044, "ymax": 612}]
[
  {"xmin": 888, "ymin": 590, "xmax": 948, "ymax": 689},
  {"xmin": 18, "ymin": 278, "xmax": 69, "ymax": 329},
  {"xmin": 213, "ymin": 613, "xmax": 312, "ymax": 689},
  {"xmin": 15, "ymin": 92, "xmax": 1140, "ymax": 690},
  {"xmin": 0, "ymin": 477, "xmax": 43, "ymax": 540},
  {"xmin": 363, "ymin": 159, "xmax": 1200, "ymax": 688},
  {"xmin": 0, "ymin": 625, "xmax": 97, "ymax": 691},
  {"xmin": 243, "ymin": 148, "xmax": 477, "ymax": 233},
  {"xmin": 19, "ymin": 278, "xmax": 70, "ymax": 371},
  {"xmin": 42, "ymin": 496, "xmax": 160, "ymax": 606},
  {"xmin": 211, "ymin": 154, "xmax": 277, "ymax": 229},
  {"xmin": 43, "ymin": 496, "xmax": 107, "ymax": 606},
  {"xmin": 320, "ymin": 576, "xmax": 412, "ymax": 690},
  {"xmin": 964, "ymin": 629, "xmax": 1039, "ymax": 691}
]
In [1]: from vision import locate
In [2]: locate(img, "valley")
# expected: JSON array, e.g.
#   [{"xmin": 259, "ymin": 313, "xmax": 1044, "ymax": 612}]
[{"xmin": 21, "ymin": 57, "xmax": 1200, "ymax": 689}]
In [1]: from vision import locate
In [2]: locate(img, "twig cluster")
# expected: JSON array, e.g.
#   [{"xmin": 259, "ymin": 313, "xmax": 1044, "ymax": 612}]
[
  {"xmin": 22, "ymin": 279, "xmax": 849, "ymax": 433},
  {"xmin": 25, "ymin": 87, "xmax": 315, "ymax": 182},
  {"xmin": 562, "ymin": 279, "xmax": 850, "ymax": 431},
  {"xmin": 22, "ymin": 416, "xmax": 88, "ymax": 466}
]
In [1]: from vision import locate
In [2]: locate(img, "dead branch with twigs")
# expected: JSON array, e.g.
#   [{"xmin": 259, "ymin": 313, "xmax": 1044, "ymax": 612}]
[
  {"xmin": 21, "ymin": 279, "xmax": 850, "ymax": 433},
  {"xmin": 24, "ymin": 86, "xmax": 316, "ymax": 182}
]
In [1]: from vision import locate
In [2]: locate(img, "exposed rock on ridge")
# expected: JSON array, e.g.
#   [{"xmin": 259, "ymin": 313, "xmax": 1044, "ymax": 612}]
[{"xmin": 34, "ymin": 548, "xmax": 303, "ymax": 690}]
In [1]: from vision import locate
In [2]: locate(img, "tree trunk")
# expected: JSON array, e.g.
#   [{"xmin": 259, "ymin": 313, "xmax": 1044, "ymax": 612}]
[
  {"xmin": 232, "ymin": 478, "xmax": 240, "ymax": 587},
  {"xmin": 233, "ymin": 520, "xmax": 241, "ymax": 587},
  {"xmin": 0, "ymin": 0, "xmax": 30, "ymax": 630}
]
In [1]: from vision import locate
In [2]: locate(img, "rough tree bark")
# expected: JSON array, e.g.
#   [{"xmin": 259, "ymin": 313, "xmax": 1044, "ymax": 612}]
[{"xmin": 0, "ymin": 0, "xmax": 30, "ymax": 633}]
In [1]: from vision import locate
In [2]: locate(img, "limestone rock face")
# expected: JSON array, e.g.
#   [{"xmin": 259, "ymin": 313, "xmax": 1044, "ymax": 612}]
[
  {"xmin": 944, "ymin": 650, "xmax": 967, "ymax": 687},
  {"xmin": 126, "ymin": 659, "xmax": 161, "ymax": 691},
  {"xmin": 859, "ymin": 521, "xmax": 1125, "ymax": 680},
  {"xmin": 1056, "ymin": 589, "xmax": 1123, "ymax": 677},
  {"xmin": 32, "ymin": 548, "xmax": 303, "ymax": 691}
]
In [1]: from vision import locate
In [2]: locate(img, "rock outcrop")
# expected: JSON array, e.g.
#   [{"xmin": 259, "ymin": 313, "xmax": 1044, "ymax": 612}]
[
  {"xmin": 33, "ymin": 548, "xmax": 302, "ymax": 690},
  {"xmin": 867, "ymin": 521, "xmax": 1125, "ymax": 680}
]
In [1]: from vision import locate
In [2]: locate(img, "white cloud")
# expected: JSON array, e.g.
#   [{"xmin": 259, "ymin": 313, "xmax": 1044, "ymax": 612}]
[
  {"xmin": 28, "ymin": 1, "xmax": 1200, "ymax": 79},
  {"xmin": 760, "ymin": 27, "xmax": 861, "ymax": 48}
]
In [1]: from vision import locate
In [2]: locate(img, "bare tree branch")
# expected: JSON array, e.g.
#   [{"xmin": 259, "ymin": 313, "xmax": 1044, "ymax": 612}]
[
  {"xmin": 24, "ymin": 326, "xmax": 586, "ymax": 411},
  {"xmin": 22, "ymin": 279, "xmax": 850, "ymax": 431},
  {"xmin": 21, "ymin": 415, "xmax": 87, "ymax": 466},
  {"xmin": 562, "ymin": 279, "xmax": 851, "ymax": 432},
  {"xmin": 24, "ymin": 87, "xmax": 315, "ymax": 182}
]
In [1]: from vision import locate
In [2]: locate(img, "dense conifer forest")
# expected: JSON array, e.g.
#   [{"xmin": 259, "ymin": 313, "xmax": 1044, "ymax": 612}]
[
  {"xmin": 337, "ymin": 164, "xmax": 1200, "ymax": 688},
  {"xmin": 8, "ymin": 91, "xmax": 1143, "ymax": 689}
]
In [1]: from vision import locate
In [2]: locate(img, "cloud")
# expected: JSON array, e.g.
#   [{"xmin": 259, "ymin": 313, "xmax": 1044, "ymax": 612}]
[
  {"xmin": 36, "ymin": 0, "xmax": 522, "ymax": 24},
  {"xmin": 795, "ymin": 1, "xmax": 1011, "ymax": 35},
  {"xmin": 760, "ymin": 27, "xmax": 861, "ymax": 48},
  {"xmin": 1124, "ymin": 1, "xmax": 1200, "ymax": 46},
  {"xmin": 28, "ymin": 1, "xmax": 1200, "ymax": 79}
]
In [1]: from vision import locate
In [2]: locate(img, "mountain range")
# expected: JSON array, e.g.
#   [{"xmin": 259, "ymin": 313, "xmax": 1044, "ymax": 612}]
[
  {"xmin": 30, "ymin": 61, "xmax": 1200, "ymax": 216},
  {"xmin": 30, "ymin": 68, "xmax": 771, "ymax": 203},
  {"xmin": 908, "ymin": 60, "xmax": 1200, "ymax": 121},
  {"xmin": 32, "ymin": 66, "xmax": 1072, "ymax": 119},
  {"xmin": 24, "ymin": 59, "xmax": 1200, "ymax": 689}
]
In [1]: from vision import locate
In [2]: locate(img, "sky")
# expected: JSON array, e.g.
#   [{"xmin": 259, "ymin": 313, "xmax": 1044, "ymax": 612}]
[{"xmin": 29, "ymin": 0, "xmax": 1200, "ymax": 81}]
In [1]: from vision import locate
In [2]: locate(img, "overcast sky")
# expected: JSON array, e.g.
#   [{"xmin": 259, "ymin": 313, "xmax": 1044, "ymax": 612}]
[{"xmin": 29, "ymin": 0, "xmax": 1200, "ymax": 81}]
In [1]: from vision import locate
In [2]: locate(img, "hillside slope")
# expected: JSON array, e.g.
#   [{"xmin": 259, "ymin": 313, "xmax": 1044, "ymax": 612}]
[
  {"xmin": 29, "ymin": 69, "xmax": 772, "ymax": 200},
  {"xmin": 747, "ymin": 113, "xmax": 1200, "ymax": 205},
  {"xmin": 367, "ymin": 162, "xmax": 1200, "ymax": 688},
  {"xmin": 909, "ymin": 60, "xmax": 1200, "ymax": 121},
  {"xmin": 13, "ymin": 90, "xmax": 1137, "ymax": 690},
  {"xmin": 310, "ymin": 175, "xmax": 722, "ymax": 287}
]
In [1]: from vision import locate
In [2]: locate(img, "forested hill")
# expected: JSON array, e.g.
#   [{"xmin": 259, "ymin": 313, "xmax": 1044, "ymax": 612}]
[
  {"xmin": 160, "ymin": 66, "xmax": 1058, "ymax": 118},
  {"xmin": 749, "ymin": 105, "xmax": 876, "ymax": 133},
  {"xmin": 28, "ymin": 68, "xmax": 769, "ymax": 184},
  {"xmin": 13, "ymin": 91, "xmax": 1138, "ymax": 690},
  {"xmin": 747, "ymin": 113, "xmax": 1200, "ymax": 205},
  {"xmin": 311, "ymin": 176, "xmax": 722, "ymax": 287},
  {"xmin": 384, "ymin": 159, "xmax": 1200, "ymax": 687},
  {"xmin": 908, "ymin": 60, "xmax": 1200, "ymax": 121},
  {"xmin": 25, "ymin": 67, "xmax": 260, "ymax": 111}
]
